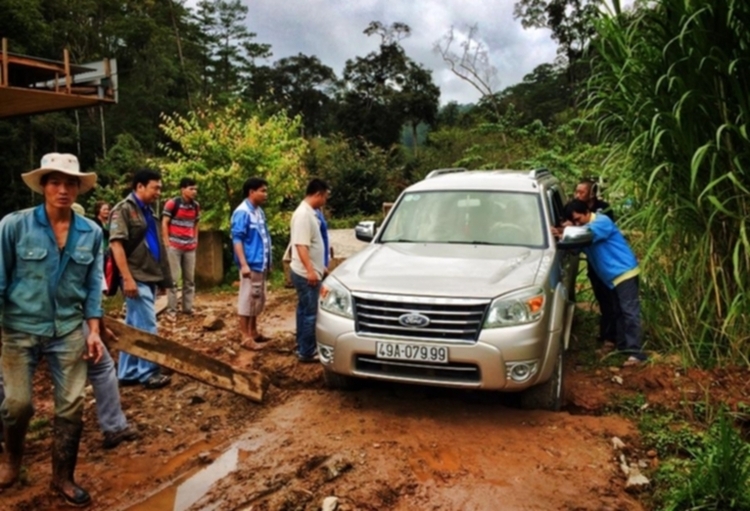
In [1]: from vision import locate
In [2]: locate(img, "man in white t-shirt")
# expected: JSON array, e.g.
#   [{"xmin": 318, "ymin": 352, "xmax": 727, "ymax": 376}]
[{"xmin": 289, "ymin": 179, "xmax": 330, "ymax": 363}]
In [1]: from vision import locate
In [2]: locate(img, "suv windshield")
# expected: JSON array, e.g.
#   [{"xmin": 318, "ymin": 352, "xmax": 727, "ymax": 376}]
[{"xmin": 379, "ymin": 190, "xmax": 546, "ymax": 247}]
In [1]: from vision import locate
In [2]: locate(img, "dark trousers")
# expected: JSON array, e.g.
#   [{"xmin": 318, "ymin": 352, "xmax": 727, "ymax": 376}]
[
  {"xmin": 612, "ymin": 276, "xmax": 646, "ymax": 360},
  {"xmin": 588, "ymin": 267, "xmax": 617, "ymax": 343}
]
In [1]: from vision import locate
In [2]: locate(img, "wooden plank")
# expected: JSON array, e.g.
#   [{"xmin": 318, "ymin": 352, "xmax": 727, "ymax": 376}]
[
  {"xmin": 106, "ymin": 318, "xmax": 268, "ymax": 403},
  {"xmin": 63, "ymin": 48, "xmax": 71, "ymax": 93},
  {"xmin": 155, "ymin": 294, "xmax": 169, "ymax": 315}
]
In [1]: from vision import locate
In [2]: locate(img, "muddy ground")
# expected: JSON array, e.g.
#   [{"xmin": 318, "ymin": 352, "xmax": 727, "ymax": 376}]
[{"xmin": 1, "ymin": 289, "xmax": 748, "ymax": 511}]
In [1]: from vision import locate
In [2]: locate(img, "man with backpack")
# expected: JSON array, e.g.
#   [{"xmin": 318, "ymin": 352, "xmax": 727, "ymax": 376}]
[{"xmin": 162, "ymin": 178, "xmax": 200, "ymax": 320}]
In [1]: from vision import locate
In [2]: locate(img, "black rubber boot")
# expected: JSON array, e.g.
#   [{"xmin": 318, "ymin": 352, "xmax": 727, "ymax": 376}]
[
  {"xmin": 0, "ymin": 418, "xmax": 27, "ymax": 489},
  {"xmin": 50, "ymin": 418, "xmax": 91, "ymax": 507}
]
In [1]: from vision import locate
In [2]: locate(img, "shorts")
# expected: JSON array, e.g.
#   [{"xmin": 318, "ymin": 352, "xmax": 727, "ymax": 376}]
[{"xmin": 238, "ymin": 270, "xmax": 267, "ymax": 317}]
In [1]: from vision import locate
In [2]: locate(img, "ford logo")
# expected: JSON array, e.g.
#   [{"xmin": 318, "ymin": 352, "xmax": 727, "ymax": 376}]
[{"xmin": 398, "ymin": 313, "xmax": 431, "ymax": 328}]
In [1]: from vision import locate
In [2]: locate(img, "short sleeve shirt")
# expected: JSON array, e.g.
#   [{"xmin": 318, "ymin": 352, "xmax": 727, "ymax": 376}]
[{"xmin": 290, "ymin": 200, "xmax": 325, "ymax": 278}]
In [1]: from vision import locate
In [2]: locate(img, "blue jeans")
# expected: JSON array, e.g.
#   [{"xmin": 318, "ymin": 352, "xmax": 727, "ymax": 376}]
[
  {"xmin": 291, "ymin": 271, "xmax": 320, "ymax": 358},
  {"xmin": 613, "ymin": 276, "xmax": 646, "ymax": 360},
  {"xmin": 0, "ymin": 336, "xmax": 129, "ymax": 435},
  {"xmin": 1, "ymin": 327, "xmax": 88, "ymax": 429},
  {"xmin": 117, "ymin": 281, "xmax": 161, "ymax": 383},
  {"xmin": 84, "ymin": 320, "xmax": 129, "ymax": 433}
]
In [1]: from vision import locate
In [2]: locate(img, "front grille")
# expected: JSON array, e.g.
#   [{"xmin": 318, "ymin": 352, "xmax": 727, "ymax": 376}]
[
  {"xmin": 353, "ymin": 294, "xmax": 489, "ymax": 343},
  {"xmin": 355, "ymin": 356, "xmax": 481, "ymax": 383}
]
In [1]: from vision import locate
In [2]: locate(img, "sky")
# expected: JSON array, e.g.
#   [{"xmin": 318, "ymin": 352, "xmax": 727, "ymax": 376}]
[{"xmin": 195, "ymin": 0, "xmax": 562, "ymax": 105}]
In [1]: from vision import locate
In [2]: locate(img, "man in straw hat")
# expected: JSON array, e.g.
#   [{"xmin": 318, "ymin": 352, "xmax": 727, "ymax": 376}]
[{"xmin": 0, "ymin": 153, "xmax": 105, "ymax": 506}]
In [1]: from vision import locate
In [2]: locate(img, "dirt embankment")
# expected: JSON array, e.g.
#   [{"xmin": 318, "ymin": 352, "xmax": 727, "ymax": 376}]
[{"xmin": 2, "ymin": 289, "xmax": 747, "ymax": 511}]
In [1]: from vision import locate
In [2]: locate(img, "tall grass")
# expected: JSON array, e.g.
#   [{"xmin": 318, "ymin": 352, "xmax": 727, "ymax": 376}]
[
  {"xmin": 662, "ymin": 411, "xmax": 750, "ymax": 511},
  {"xmin": 588, "ymin": 0, "xmax": 750, "ymax": 365}
]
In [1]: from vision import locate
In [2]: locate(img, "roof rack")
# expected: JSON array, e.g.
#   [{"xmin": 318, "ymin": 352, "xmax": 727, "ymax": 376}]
[
  {"xmin": 425, "ymin": 168, "xmax": 468, "ymax": 179},
  {"xmin": 528, "ymin": 168, "xmax": 551, "ymax": 179}
]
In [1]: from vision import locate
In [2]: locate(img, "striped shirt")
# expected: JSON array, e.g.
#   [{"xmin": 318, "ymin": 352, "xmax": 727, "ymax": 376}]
[{"xmin": 163, "ymin": 198, "xmax": 200, "ymax": 251}]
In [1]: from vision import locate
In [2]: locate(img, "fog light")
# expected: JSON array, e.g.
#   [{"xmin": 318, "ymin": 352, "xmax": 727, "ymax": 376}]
[
  {"xmin": 318, "ymin": 344, "xmax": 335, "ymax": 364},
  {"xmin": 505, "ymin": 361, "xmax": 539, "ymax": 382}
]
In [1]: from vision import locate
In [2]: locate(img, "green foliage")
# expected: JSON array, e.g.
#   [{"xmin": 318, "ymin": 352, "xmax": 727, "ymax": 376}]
[
  {"xmin": 195, "ymin": 0, "xmax": 271, "ymax": 99},
  {"xmin": 588, "ymin": 0, "xmax": 750, "ymax": 365},
  {"xmin": 496, "ymin": 62, "xmax": 573, "ymax": 126},
  {"xmin": 337, "ymin": 22, "xmax": 440, "ymax": 149},
  {"xmin": 158, "ymin": 101, "xmax": 307, "ymax": 244},
  {"xmin": 245, "ymin": 54, "xmax": 337, "ymax": 136},
  {"xmin": 658, "ymin": 412, "xmax": 750, "ymax": 511},
  {"xmin": 640, "ymin": 412, "xmax": 705, "ymax": 458},
  {"xmin": 86, "ymin": 133, "xmax": 149, "ymax": 211},
  {"xmin": 306, "ymin": 136, "xmax": 402, "ymax": 217}
]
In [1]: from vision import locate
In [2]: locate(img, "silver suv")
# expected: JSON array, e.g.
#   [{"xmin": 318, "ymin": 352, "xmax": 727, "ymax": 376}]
[{"xmin": 315, "ymin": 168, "xmax": 592, "ymax": 410}]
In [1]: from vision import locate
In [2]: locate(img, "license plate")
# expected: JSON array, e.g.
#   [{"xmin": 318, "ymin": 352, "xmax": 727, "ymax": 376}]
[{"xmin": 375, "ymin": 342, "xmax": 449, "ymax": 364}]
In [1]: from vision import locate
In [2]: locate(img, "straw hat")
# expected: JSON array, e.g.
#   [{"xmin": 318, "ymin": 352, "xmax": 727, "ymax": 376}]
[{"xmin": 22, "ymin": 153, "xmax": 97, "ymax": 195}]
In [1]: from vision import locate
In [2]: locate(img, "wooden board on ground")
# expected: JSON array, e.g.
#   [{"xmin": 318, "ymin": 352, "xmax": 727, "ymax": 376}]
[
  {"xmin": 155, "ymin": 294, "xmax": 168, "ymax": 315},
  {"xmin": 106, "ymin": 318, "xmax": 268, "ymax": 403}
]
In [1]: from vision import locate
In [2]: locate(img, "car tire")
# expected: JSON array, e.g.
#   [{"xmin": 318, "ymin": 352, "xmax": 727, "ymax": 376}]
[
  {"xmin": 519, "ymin": 341, "xmax": 564, "ymax": 412},
  {"xmin": 323, "ymin": 369, "xmax": 361, "ymax": 390}
]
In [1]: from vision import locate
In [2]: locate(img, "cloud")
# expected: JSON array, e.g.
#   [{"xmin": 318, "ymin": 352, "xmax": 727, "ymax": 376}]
[{"xmin": 190, "ymin": 0, "xmax": 561, "ymax": 104}]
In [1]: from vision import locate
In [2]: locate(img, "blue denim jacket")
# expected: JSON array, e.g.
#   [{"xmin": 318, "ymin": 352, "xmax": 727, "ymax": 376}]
[
  {"xmin": 0, "ymin": 205, "xmax": 104, "ymax": 337},
  {"xmin": 231, "ymin": 199, "xmax": 271, "ymax": 272}
]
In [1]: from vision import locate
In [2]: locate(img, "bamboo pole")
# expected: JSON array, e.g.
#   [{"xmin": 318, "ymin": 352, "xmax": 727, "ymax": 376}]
[{"xmin": 1, "ymin": 38, "xmax": 8, "ymax": 87}]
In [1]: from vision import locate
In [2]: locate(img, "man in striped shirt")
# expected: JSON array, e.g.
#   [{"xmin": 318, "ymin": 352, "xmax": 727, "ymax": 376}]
[{"xmin": 162, "ymin": 178, "xmax": 200, "ymax": 319}]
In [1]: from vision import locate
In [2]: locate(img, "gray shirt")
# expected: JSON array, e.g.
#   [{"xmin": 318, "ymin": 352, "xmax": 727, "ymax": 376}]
[{"xmin": 290, "ymin": 200, "xmax": 325, "ymax": 278}]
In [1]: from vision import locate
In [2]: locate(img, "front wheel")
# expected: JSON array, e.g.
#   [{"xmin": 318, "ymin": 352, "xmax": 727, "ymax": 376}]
[{"xmin": 519, "ymin": 341, "xmax": 564, "ymax": 411}]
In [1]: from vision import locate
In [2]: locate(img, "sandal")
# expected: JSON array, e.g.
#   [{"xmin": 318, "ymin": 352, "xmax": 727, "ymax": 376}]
[{"xmin": 143, "ymin": 374, "xmax": 171, "ymax": 389}]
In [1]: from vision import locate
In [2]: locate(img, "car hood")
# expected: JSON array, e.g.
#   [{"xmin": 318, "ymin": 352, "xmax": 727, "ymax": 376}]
[{"xmin": 331, "ymin": 242, "xmax": 546, "ymax": 299}]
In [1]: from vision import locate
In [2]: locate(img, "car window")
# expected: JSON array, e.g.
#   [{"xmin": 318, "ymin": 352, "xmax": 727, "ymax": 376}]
[
  {"xmin": 379, "ymin": 190, "xmax": 546, "ymax": 247},
  {"xmin": 547, "ymin": 187, "xmax": 565, "ymax": 227}
]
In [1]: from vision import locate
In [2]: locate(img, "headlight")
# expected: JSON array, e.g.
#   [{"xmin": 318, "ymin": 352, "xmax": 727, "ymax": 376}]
[
  {"xmin": 319, "ymin": 277, "xmax": 354, "ymax": 319},
  {"xmin": 484, "ymin": 288, "xmax": 545, "ymax": 328}
]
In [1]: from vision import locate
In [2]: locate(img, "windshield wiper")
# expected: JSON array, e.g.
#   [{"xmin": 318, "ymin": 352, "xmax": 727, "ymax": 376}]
[
  {"xmin": 446, "ymin": 240, "xmax": 498, "ymax": 245},
  {"xmin": 381, "ymin": 238, "xmax": 419, "ymax": 243}
]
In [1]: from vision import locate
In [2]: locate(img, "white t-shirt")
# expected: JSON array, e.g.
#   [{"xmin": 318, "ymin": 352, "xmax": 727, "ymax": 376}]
[{"xmin": 290, "ymin": 200, "xmax": 325, "ymax": 278}]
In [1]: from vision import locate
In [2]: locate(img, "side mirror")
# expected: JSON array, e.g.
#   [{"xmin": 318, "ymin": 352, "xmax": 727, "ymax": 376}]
[
  {"xmin": 557, "ymin": 226, "xmax": 593, "ymax": 250},
  {"xmin": 355, "ymin": 221, "xmax": 376, "ymax": 242}
]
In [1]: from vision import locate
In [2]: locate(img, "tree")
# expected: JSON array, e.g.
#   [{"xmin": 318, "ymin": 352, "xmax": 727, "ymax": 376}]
[
  {"xmin": 158, "ymin": 101, "xmax": 307, "ymax": 238},
  {"xmin": 434, "ymin": 24, "xmax": 502, "ymax": 120},
  {"xmin": 194, "ymin": 0, "xmax": 272, "ymax": 98},
  {"xmin": 245, "ymin": 54, "xmax": 337, "ymax": 136},
  {"xmin": 337, "ymin": 22, "xmax": 440, "ymax": 149},
  {"xmin": 496, "ymin": 62, "xmax": 571, "ymax": 126},
  {"xmin": 513, "ymin": 0, "xmax": 601, "ymax": 86}
]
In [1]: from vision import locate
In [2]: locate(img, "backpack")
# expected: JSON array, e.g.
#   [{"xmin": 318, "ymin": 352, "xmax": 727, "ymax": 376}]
[
  {"xmin": 165, "ymin": 197, "xmax": 200, "ymax": 219},
  {"xmin": 103, "ymin": 249, "xmax": 120, "ymax": 297}
]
